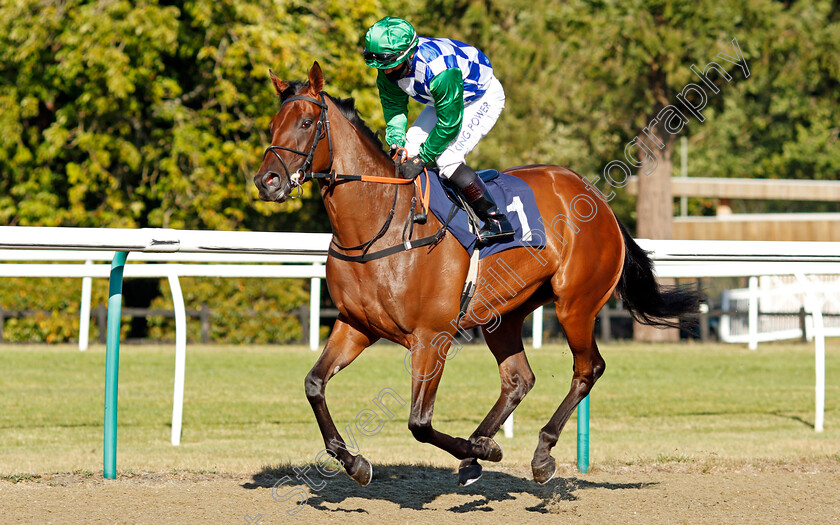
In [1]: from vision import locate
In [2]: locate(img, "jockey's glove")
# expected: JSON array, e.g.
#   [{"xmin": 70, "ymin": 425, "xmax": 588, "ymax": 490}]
[
  {"xmin": 389, "ymin": 144, "xmax": 407, "ymax": 164},
  {"xmin": 399, "ymin": 156, "xmax": 426, "ymax": 179}
]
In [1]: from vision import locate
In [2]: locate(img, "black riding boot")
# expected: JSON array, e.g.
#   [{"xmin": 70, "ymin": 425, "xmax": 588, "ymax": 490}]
[{"xmin": 450, "ymin": 164, "xmax": 515, "ymax": 243}]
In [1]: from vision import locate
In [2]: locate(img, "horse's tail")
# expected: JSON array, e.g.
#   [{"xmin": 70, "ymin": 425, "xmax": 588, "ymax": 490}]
[{"xmin": 613, "ymin": 216, "xmax": 702, "ymax": 329}]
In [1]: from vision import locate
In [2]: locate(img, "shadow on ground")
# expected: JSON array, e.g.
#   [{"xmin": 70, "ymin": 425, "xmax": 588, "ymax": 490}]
[{"xmin": 244, "ymin": 463, "xmax": 657, "ymax": 514}]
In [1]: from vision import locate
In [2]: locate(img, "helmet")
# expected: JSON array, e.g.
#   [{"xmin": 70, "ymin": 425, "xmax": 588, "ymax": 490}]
[{"xmin": 363, "ymin": 17, "xmax": 418, "ymax": 69}]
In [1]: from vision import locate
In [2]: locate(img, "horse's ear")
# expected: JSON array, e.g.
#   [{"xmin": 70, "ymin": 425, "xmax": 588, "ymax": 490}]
[
  {"xmin": 308, "ymin": 61, "xmax": 324, "ymax": 94},
  {"xmin": 269, "ymin": 69, "xmax": 290, "ymax": 99}
]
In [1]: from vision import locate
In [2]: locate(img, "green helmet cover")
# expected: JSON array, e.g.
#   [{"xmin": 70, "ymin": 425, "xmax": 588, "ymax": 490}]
[{"xmin": 363, "ymin": 16, "xmax": 418, "ymax": 69}]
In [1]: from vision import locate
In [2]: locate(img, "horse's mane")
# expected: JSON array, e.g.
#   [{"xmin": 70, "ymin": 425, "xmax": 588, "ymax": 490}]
[{"xmin": 284, "ymin": 80, "xmax": 390, "ymax": 160}]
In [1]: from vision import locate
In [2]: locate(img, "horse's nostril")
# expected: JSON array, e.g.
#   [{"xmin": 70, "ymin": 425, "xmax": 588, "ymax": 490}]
[{"xmin": 263, "ymin": 171, "xmax": 281, "ymax": 188}]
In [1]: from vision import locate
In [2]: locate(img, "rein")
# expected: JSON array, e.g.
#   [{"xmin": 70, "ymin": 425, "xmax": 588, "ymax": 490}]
[{"xmin": 263, "ymin": 92, "xmax": 439, "ymax": 262}]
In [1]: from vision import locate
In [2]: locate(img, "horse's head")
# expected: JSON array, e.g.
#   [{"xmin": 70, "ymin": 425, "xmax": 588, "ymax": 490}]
[{"xmin": 254, "ymin": 62, "xmax": 331, "ymax": 203}]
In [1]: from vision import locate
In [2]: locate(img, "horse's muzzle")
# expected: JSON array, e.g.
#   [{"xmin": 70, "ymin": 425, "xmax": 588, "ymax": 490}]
[{"xmin": 254, "ymin": 170, "xmax": 290, "ymax": 202}]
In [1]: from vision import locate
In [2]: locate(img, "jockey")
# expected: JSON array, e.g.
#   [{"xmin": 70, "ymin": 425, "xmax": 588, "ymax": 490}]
[{"xmin": 363, "ymin": 16, "xmax": 514, "ymax": 243}]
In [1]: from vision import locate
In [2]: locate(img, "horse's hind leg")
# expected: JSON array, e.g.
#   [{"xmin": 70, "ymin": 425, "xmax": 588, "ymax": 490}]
[
  {"xmin": 531, "ymin": 309, "xmax": 605, "ymax": 484},
  {"xmin": 305, "ymin": 316, "xmax": 379, "ymax": 486},
  {"xmin": 458, "ymin": 309, "xmax": 536, "ymax": 486}
]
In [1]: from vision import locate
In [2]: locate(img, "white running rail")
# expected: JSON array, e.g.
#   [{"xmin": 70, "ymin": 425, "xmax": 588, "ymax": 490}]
[{"xmin": 1, "ymin": 229, "xmax": 837, "ymax": 436}]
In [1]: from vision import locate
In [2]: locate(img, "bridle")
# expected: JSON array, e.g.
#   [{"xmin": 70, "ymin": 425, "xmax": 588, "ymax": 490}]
[
  {"xmin": 262, "ymin": 93, "xmax": 334, "ymax": 197},
  {"xmin": 262, "ymin": 92, "xmax": 427, "ymax": 191},
  {"xmin": 260, "ymin": 91, "xmax": 449, "ymax": 262}
]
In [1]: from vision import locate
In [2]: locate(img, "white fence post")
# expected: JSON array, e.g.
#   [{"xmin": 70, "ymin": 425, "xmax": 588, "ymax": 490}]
[
  {"xmin": 168, "ymin": 272, "xmax": 187, "ymax": 446},
  {"xmin": 748, "ymin": 276, "xmax": 759, "ymax": 350},
  {"xmin": 720, "ymin": 289, "xmax": 731, "ymax": 342},
  {"xmin": 309, "ymin": 263, "xmax": 321, "ymax": 351},
  {"xmin": 503, "ymin": 414, "xmax": 514, "ymax": 438},
  {"xmin": 794, "ymin": 273, "xmax": 825, "ymax": 433},
  {"xmin": 78, "ymin": 260, "xmax": 93, "ymax": 351},
  {"xmin": 532, "ymin": 306, "xmax": 543, "ymax": 349}
]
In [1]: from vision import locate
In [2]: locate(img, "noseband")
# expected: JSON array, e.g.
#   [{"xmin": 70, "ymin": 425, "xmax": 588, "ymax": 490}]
[{"xmin": 262, "ymin": 93, "xmax": 334, "ymax": 196}]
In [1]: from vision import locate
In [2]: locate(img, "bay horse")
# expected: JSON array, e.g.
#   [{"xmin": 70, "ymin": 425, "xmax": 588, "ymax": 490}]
[{"xmin": 254, "ymin": 62, "xmax": 699, "ymax": 487}]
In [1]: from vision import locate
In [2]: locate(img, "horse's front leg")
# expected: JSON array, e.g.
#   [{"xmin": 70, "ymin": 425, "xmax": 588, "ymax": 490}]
[
  {"xmin": 305, "ymin": 316, "xmax": 378, "ymax": 486},
  {"xmin": 405, "ymin": 333, "xmax": 504, "ymax": 464}
]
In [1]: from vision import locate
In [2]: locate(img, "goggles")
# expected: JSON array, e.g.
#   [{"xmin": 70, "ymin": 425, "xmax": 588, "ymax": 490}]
[
  {"xmin": 363, "ymin": 35, "xmax": 418, "ymax": 69},
  {"xmin": 363, "ymin": 49, "xmax": 402, "ymax": 64}
]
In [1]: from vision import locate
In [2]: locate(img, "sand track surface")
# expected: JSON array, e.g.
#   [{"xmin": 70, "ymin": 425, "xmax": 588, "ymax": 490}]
[{"xmin": 3, "ymin": 462, "xmax": 839, "ymax": 524}]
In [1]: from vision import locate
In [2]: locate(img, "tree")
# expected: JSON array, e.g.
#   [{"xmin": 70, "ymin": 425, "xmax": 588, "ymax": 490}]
[
  {"xmin": 0, "ymin": 0, "xmax": 384, "ymax": 342},
  {"xmin": 0, "ymin": 0, "xmax": 383, "ymax": 232},
  {"xmin": 688, "ymin": 0, "xmax": 840, "ymax": 215}
]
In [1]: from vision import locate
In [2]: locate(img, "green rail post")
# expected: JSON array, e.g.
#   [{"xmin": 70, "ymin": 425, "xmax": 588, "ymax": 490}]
[
  {"xmin": 577, "ymin": 394, "xmax": 590, "ymax": 473},
  {"xmin": 104, "ymin": 251, "xmax": 128, "ymax": 479}
]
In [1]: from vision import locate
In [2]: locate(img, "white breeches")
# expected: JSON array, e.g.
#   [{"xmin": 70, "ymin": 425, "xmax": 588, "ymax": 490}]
[{"xmin": 404, "ymin": 76, "xmax": 505, "ymax": 179}]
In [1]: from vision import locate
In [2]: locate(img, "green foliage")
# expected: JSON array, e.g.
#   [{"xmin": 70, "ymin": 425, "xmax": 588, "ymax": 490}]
[
  {"xmin": 407, "ymin": 0, "xmax": 840, "ymax": 224},
  {"xmin": 0, "ymin": 0, "xmax": 383, "ymax": 231},
  {"xmin": 0, "ymin": 276, "xmax": 113, "ymax": 343},
  {"xmin": 147, "ymin": 276, "xmax": 309, "ymax": 343},
  {"xmin": 2, "ymin": 0, "xmax": 837, "ymax": 224},
  {"xmin": 688, "ymin": 0, "xmax": 840, "ymax": 215},
  {"xmin": 0, "ymin": 0, "xmax": 382, "ymax": 342},
  {"xmin": 0, "ymin": 273, "xmax": 308, "ymax": 344}
]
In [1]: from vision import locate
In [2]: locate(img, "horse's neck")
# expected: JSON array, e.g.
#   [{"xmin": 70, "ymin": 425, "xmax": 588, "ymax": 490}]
[{"xmin": 320, "ymin": 119, "xmax": 412, "ymax": 248}]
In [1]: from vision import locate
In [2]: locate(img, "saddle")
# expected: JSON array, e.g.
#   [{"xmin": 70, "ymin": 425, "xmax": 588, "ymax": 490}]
[
  {"xmin": 420, "ymin": 168, "xmax": 544, "ymax": 259},
  {"xmin": 432, "ymin": 169, "xmax": 500, "ymax": 235}
]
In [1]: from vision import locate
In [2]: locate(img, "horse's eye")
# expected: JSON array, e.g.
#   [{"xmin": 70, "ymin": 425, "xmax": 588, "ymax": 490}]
[{"xmin": 301, "ymin": 119, "xmax": 313, "ymax": 129}]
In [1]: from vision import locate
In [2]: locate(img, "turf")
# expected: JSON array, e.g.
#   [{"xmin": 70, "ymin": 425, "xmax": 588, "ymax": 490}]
[{"xmin": 1, "ymin": 340, "xmax": 838, "ymax": 476}]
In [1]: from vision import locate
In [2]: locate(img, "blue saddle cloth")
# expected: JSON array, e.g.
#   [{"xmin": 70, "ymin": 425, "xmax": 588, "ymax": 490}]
[{"xmin": 419, "ymin": 169, "xmax": 545, "ymax": 258}]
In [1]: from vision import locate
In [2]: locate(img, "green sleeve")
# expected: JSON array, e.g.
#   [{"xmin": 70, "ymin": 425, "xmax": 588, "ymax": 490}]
[
  {"xmin": 418, "ymin": 68, "xmax": 464, "ymax": 164},
  {"xmin": 376, "ymin": 70, "xmax": 409, "ymax": 148}
]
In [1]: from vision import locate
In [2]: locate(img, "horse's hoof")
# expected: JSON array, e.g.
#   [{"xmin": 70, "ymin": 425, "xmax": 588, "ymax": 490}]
[
  {"xmin": 532, "ymin": 457, "xmax": 557, "ymax": 485},
  {"xmin": 474, "ymin": 436, "xmax": 503, "ymax": 462},
  {"xmin": 347, "ymin": 455, "xmax": 373, "ymax": 487},
  {"xmin": 458, "ymin": 460, "xmax": 482, "ymax": 486}
]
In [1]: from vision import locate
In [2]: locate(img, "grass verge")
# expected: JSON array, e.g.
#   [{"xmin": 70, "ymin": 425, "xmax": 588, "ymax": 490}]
[{"xmin": 1, "ymin": 340, "xmax": 837, "ymax": 476}]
